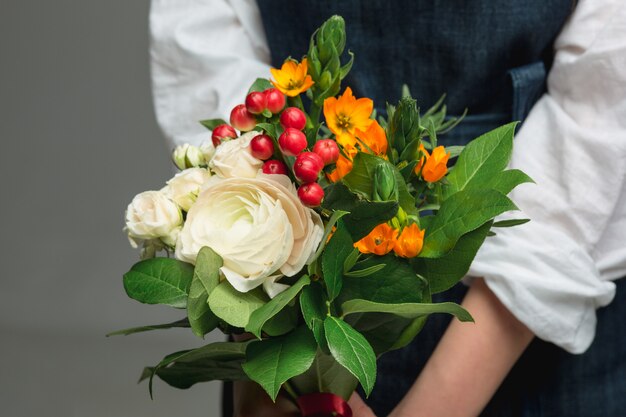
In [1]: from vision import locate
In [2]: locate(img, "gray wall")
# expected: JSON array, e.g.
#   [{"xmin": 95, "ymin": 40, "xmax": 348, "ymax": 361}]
[{"xmin": 0, "ymin": 1, "xmax": 222, "ymax": 416}]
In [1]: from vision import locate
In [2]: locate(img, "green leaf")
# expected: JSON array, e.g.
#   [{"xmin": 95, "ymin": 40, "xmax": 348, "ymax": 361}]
[
  {"xmin": 207, "ymin": 281, "xmax": 268, "ymax": 328},
  {"xmin": 145, "ymin": 341, "xmax": 249, "ymax": 394},
  {"xmin": 445, "ymin": 123, "xmax": 518, "ymax": 196},
  {"xmin": 493, "ymin": 218, "xmax": 530, "ymax": 227},
  {"xmin": 290, "ymin": 350, "xmax": 358, "ymax": 400},
  {"xmin": 300, "ymin": 281, "xmax": 329, "ymax": 350},
  {"xmin": 256, "ymin": 122, "xmax": 279, "ymax": 139},
  {"xmin": 187, "ymin": 247, "xmax": 222, "ymax": 337},
  {"xmin": 246, "ymin": 275, "xmax": 311, "ymax": 338},
  {"xmin": 242, "ymin": 326, "xmax": 318, "ymax": 401},
  {"xmin": 310, "ymin": 210, "xmax": 349, "ymax": 262},
  {"xmin": 123, "ymin": 258, "xmax": 194, "ymax": 308},
  {"xmin": 344, "ymin": 264, "xmax": 386, "ymax": 278},
  {"xmin": 247, "ymin": 78, "xmax": 273, "ymax": 94},
  {"xmin": 342, "ymin": 248, "xmax": 361, "ymax": 273},
  {"xmin": 324, "ymin": 317, "xmax": 377, "ymax": 396},
  {"xmin": 341, "ymin": 299, "xmax": 473, "ymax": 322},
  {"xmin": 322, "ymin": 221, "xmax": 354, "ymax": 301},
  {"xmin": 263, "ymin": 303, "xmax": 298, "ymax": 336},
  {"xmin": 338, "ymin": 254, "xmax": 426, "ymax": 305},
  {"xmin": 106, "ymin": 318, "xmax": 189, "ymax": 337},
  {"xmin": 199, "ymin": 118, "xmax": 227, "ymax": 131},
  {"xmin": 420, "ymin": 189, "xmax": 518, "ymax": 258},
  {"xmin": 344, "ymin": 200, "xmax": 398, "ymax": 241},
  {"xmin": 484, "ymin": 169, "xmax": 534, "ymax": 195},
  {"xmin": 412, "ymin": 222, "xmax": 492, "ymax": 293}
]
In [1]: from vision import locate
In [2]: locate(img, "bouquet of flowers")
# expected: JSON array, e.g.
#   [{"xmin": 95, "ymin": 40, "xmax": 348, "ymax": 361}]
[{"xmin": 113, "ymin": 15, "xmax": 530, "ymax": 416}]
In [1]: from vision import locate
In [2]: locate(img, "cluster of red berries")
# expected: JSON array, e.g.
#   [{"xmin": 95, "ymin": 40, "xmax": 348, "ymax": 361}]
[{"xmin": 211, "ymin": 88, "xmax": 340, "ymax": 208}]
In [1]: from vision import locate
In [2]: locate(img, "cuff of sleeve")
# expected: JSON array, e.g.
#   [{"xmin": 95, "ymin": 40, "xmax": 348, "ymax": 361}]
[{"xmin": 467, "ymin": 221, "xmax": 616, "ymax": 354}]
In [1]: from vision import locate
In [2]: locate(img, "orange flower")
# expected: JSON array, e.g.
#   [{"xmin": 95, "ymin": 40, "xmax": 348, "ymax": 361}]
[
  {"xmin": 418, "ymin": 145, "xmax": 450, "ymax": 182},
  {"xmin": 414, "ymin": 144, "xmax": 428, "ymax": 174},
  {"xmin": 270, "ymin": 58, "xmax": 314, "ymax": 97},
  {"xmin": 393, "ymin": 223, "xmax": 425, "ymax": 258},
  {"xmin": 327, "ymin": 143, "xmax": 357, "ymax": 182},
  {"xmin": 324, "ymin": 87, "xmax": 374, "ymax": 136},
  {"xmin": 354, "ymin": 223, "xmax": 398, "ymax": 256},
  {"xmin": 355, "ymin": 120, "xmax": 388, "ymax": 156}
]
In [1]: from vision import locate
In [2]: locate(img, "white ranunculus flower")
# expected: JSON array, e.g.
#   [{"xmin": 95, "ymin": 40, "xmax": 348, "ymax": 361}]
[
  {"xmin": 162, "ymin": 167, "xmax": 211, "ymax": 211},
  {"xmin": 125, "ymin": 191, "xmax": 183, "ymax": 247},
  {"xmin": 176, "ymin": 174, "xmax": 323, "ymax": 297},
  {"xmin": 209, "ymin": 131, "xmax": 264, "ymax": 178},
  {"xmin": 173, "ymin": 143, "xmax": 205, "ymax": 170},
  {"xmin": 199, "ymin": 140, "xmax": 216, "ymax": 162}
]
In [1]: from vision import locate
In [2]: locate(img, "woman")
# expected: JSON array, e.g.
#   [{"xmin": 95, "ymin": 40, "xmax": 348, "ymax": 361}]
[{"xmin": 149, "ymin": 1, "xmax": 626, "ymax": 415}]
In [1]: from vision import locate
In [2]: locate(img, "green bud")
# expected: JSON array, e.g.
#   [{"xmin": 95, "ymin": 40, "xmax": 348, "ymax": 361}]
[
  {"xmin": 373, "ymin": 163, "xmax": 398, "ymax": 202},
  {"xmin": 316, "ymin": 15, "xmax": 346, "ymax": 58}
]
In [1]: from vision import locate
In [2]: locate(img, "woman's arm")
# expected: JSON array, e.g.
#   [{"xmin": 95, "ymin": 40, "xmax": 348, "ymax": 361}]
[{"xmin": 390, "ymin": 279, "xmax": 533, "ymax": 417}]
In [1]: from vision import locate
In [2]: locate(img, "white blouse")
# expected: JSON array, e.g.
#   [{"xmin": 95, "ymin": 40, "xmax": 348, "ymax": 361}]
[{"xmin": 149, "ymin": 0, "xmax": 626, "ymax": 354}]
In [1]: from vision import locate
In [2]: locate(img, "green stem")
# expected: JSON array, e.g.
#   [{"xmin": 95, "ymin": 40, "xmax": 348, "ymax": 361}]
[{"xmin": 282, "ymin": 380, "xmax": 299, "ymax": 404}]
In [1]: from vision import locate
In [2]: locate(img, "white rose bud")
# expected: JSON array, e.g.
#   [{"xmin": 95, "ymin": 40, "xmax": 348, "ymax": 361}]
[
  {"xmin": 209, "ymin": 131, "xmax": 264, "ymax": 178},
  {"xmin": 162, "ymin": 167, "xmax": 211, "ymax": 211},
  {"xmin": 172, "ymin": 144, "xmax": 206, "ymax": 170},
  {"xmin": 199, "ymin": 140, "xmax": 216, "ymax": 162},
  {"xmin": 125, "ymin": 191, "xmax": 183, "ymax": 247},
  {"xmin": 176, "ymin": 174, "xmax": 323, "ymax": 298}
]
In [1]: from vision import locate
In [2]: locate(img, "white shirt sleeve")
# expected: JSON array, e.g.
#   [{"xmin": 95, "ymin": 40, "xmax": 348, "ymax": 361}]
[
  {"xmin": 468, "ymin": 0, "xmax": 626, "ymax": 353},
  {"xmin": 150, "ymin": 0, "xmax": 271, "ymax": 149}
]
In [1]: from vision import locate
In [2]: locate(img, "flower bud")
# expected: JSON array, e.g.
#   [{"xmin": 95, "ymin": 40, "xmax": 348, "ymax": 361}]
[
  {"xmin": 297, "ymin": 182, "xmax": 324, "ymax": 207},
  {"xmin": 245, "ymin": 91, "xmax": 267, "ymax": 115},
  {"xmin": 211, "ymin": 124, "xmax": 237, "ymax": 147},
  {"xmin": 393, "ymin": 223, "xmax": 425, "ymax": 258},
  {"xmin": 264, "ymin": 88, "xmax": 286, "ymax": 114},
  {"xmin": 294, "ymin": 152, "xmax": 324, "ymax": 183},
  {"xmin": 421, "ymin": 146, "xmax": 450, "ymax": 182},
  {"xmin": 172, "ymin": 144, "xmax": 206, "ymax": 170},
  {"xmin": 316, "ymin": 15, "xmax": 346, "ymax": 58},
  {"xmin": 312, "ymin": 139, "xmax": 339, "ymax": 165},
  {"xmin": 373, "ymin": 163, "xmax": 398, "ymax": 201},
  {"xmin": 279, "ymin": 107, "xmax": 307, "ymax": 131},
  {"xmin": 278, "ymin": 128, "xmax": 308, "ymax": 156},
  {"xmin": 262, "ymin": 159, "xmax": 288, "ymax": 175},
  {"xmin": 250, "ymin": 134, "xmax": 275, "ymax": 160},
  {"xmin": 230, "ymin": 104, "xmax": 257, "ymax": 132}
]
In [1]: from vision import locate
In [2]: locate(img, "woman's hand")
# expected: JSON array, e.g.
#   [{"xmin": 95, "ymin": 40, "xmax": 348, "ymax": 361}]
[{"xmin": 348, "ymin": 392, "xmax": 378, "ymax": 417}]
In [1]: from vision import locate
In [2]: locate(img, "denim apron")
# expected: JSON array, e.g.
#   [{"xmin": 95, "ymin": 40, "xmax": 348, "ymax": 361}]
[{"xmin": 226, "ymin": 2, "xmax": 626, "ymax": 416}]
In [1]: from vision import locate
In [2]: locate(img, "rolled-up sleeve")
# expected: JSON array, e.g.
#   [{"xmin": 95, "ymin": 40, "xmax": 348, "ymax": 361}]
[
  {"xmin": 150, "ymin": 0, "xmax": 271, "ymax": 148},
  {"xmin": 468, "ymin": 0, "xmax": 626, "ymax": 353}
]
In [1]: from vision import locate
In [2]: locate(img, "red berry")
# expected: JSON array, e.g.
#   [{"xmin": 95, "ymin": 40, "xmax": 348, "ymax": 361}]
[
  {"xmin": 245, "ymin": 91, "xmax": 267, "ymax": 115},
  {"xmin": 279, "ymin": 107, "xmax": 307, "ymax": 130},
  {"xmin": 211, "ymin": 124, "xmax": 237, "ymax": 147},
  {"xmin": 294, "ymin": 152, "xmax": 324, "ymax": 183},
  {"xmin": 250, "ymin": 134, "xmax": 275, "ymax": 160},
  {"xmin": 230, "ymin": 104, "xmax": 257, "ymax": 132},
  {"xmin": 262, "ymin": 159, "xmax": 288, "ymax": 175},
  {"xmin": 278, "ymin": 128, "xmax": 308, "ymax": 156},
  {"xmin": 313, "ymin": 139, "xmax": 340, "ymax": 165},
  {"xmin": 264, "ymin": 88, "xmax": 286, "ymax": 114},
  {"xmin": 298, "ymin": 182, "xmax": 325, "ymax": 207}
]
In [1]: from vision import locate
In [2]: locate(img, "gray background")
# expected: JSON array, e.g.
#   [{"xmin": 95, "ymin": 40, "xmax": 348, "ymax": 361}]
[{"xmin": 0, "ymin": 1, "xmax": 222, "ymax": 416}]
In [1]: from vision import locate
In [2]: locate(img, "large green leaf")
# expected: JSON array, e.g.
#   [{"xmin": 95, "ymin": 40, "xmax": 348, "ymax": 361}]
[
  {"xmin": 242, "ymin": 326, "xmax": 318, "ymax": 401},
  {"xmin": 341, "ymin": 299, "xmax": 473, "ymax": 322},
  {"xmin": 412, "ymin": 222, "xmax": 492, "ymax": 293},
  {"xmin": 322, "ymin": 221, "xmax": 354, "ymax": 301},
  {"xmin": 342, "ymin": 153, "xmax": 386, "ymax": 199},
  {"xmin": 445, "ymin": 123, "xmax": 517, "ymax": 196},
  {"xmin": 420, "ymin": 189, "xmax": 517, "ymax": 258},
  {"xmin": 338, "ymin": 254, "xmax": 427, "ymax": 305},
  {"xmin": 310, "ymin": 210, "xmax": 349, "ymax": 262},
  {"xmin": 291, "ymin": 350, "xmax": 358, "ymax": 400},
  {"xmin": 300, "ymin": 281, "xmax": 329, "ymax": 350},
  {"xmin": 123, "ymin": 258, "xmax": 194, "ymax": 308},
  {"xmin": 247, "ymin": 77, "xmax": 273, "ymax": 94},
  {"xmin": 187, "ymin": 247, "xmax": 222, "ymax": 337},
  {"xmin": 482, "ymin": 169, "xmax": 534, "ymax": 195},
  {"xmin": 144, "ymin": 341, "xmax": 249, "ymax": 395},
  {"xmin": 345, "ymin": 312, "xmax": 418, "ymax": 354},
  {"xmin": 246, "ymin": 275, "xmax": 311, "ymax": 338},
  {"xmin": 106, "ymin": 318, "xmax": 190, "ymax": 337},
  {"xmin": 324, "ymin": 317, "xmax": 377, "ymax": 396},
  {"xmin": 207, "ymin": 281, "xmax": 268, "ymax": 328}
]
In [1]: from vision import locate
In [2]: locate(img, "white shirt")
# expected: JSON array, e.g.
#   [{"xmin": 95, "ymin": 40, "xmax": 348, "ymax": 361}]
[{"xmin": 149, "ymin": 0, "xmax": 626, "ymax": 354}]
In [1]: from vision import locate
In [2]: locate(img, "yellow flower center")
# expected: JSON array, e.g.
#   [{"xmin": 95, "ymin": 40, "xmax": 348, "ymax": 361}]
[{"xmin": 336, "ymin": 113, "xmax": 352, "ymax": 131}]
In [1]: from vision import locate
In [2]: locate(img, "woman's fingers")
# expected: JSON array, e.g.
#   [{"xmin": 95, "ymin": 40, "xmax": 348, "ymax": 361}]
[{"xmin": 348, "ymin": 392, "xmax": 378, "ymax": 417}]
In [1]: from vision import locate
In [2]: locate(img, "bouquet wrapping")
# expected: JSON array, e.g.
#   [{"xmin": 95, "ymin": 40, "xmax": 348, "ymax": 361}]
[{"xmin": 113, "ymin": 15, "xmax": 531, "ymax": 415}]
